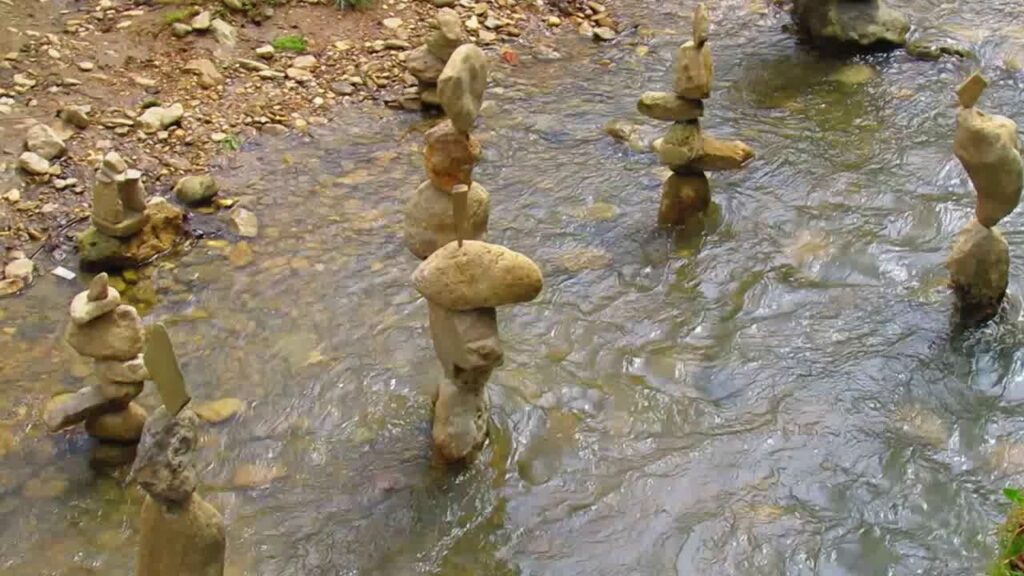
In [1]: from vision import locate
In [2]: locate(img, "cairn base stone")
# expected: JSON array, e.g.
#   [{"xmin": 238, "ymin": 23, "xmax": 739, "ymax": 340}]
[
  {"xmin": 137, "ymin": 494, "xmax": 226, "ymax": 576},
  {"xmin": 85, "ymin": 402, "xmax": 148, "ymax": 443},
  {"xmin": 954, "ymin": 108, "xmax": 1024, "ymax": 227},
  {"xmin": 91, "ymin": 441, "xmax": 138, "ymax": 469},
  {"xmin": 404, "ymin": 181, "xmax": 490, "ymax": 260},
  {"xmin": 658, "ymin": 173, "xmax": 711, "ymax": 227},
  {"xmin": 948, "ymin": 219, "xmax": 1009, "ymax": 321},
  {"xmin": 428, "ymin": 304, "xmax": 503, "ymax": 375},
  {"xmin": 433, "ymin": 370, "xmax": 490, "ymax": 462}
]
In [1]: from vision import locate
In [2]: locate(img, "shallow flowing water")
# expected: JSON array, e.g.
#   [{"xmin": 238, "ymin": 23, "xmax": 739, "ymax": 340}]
[{"xmin": 5, "ymin": 1, "xmax": 1024, "ymax": 574}]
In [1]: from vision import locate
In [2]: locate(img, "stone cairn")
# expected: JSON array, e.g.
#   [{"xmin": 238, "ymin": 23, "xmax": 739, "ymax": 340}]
[
  {"xmin": 947, "ymin": 73, "xmax": 1024, "ymax": 324},
  {"xmin": 645, "ymin": 4, "xmax": 754, "ymax": 227},
  {"xmin": 403, "ymin": 8, "xmax": 468, "ymax": 111},
  {"xmin": 402, "ymin": 43, "xmax": 544, "ymax": 462},
  {"xmin": 43, "ymin": 272, "xmax": 149, "ymax": 468},
  {"xmin": 78, "ymin": 151, "xmax": 185, "ymax": 271},
  {"xmin": 132, "ymin": 324, "xmax": 225, "ymax": 576},
  {"xmin": 404, "ymin": 42, "xmax": 490, "ymax": 259}
]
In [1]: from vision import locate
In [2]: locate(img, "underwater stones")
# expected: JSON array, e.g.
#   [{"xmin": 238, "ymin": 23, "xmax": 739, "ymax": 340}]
[
  {"xmin": 691, "ymin": 137, "xmax": 756, "ymax": 171},
  {"xmin": 86, "ymin": 402, "xmax": 148, "ymax": 443},
  {"xmin": 673, "ymin": 41, "xmax": 712, "ymax": 100},
  {"xmin": 791, "ymin": 0, "xmax": 909, "ymax": 52},
  {"xmin": 413, "ymin": 240, "xmax": 543, "ymax": 310},
  {"xmin": 437, "ymin": 44, "xmax": 488, "ymax": 133},
  {"xmin": 424, "ymin": 120, "xmax": 481, "ymax": 191},
  {"xmin": 948, "ymin": 219, "xmax": 1009, "ymax": 312},
  {"xmin": 954, "ymin": 107, "xmax": 1023, "ymax": 227},
  {"xmin": 658, "ymin": 173, "xmax": 710, "ymax": 227},
  {"xmin": 132, "ymin": 407, "xmax": 200, "ymax": 504},
  {"xmin": 427, "ymin": 304, "xmax": 504, "ymax": 374},
  {"xmin": 67, "ymin": 304, "xmax": 144, "ymax": 361},
  {"xmin": 637, "ymin": 92, "xmax": 703, "ymax": 122},
  {"xmin": 404, "ymin": 181, "xmax": 490, "ymax": 259},
  {"xmin": 69, "ymin": 273, "xmax": 121, "ymax": 324},
  {"xmin": 655, "ymin": 122, "xmax": 703, "ymax": 167}
]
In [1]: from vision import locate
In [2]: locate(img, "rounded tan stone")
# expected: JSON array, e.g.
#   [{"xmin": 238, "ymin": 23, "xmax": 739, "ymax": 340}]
[
  {"xmin": 438, "ymin": 44, "xmax": 489, "ymax": 133},
  {"xmin": 947, "ymin": 219, "xmax": 1009, "ymax": 317},
  {"xmin": 954, "ymin": 108, "xmax": 1023, "ymax": 227},
  {"xmin": 404, "ymin": 181, "xmax": 489, "ymax": 260},
  {"xmin": 66, "ymin": 304, "xmax": 144, "ymax": 360},
  {"xmin": 413, "ymin": 240, "xmax": 542, "ymax": 310},
  {"xmin": 86, "ymin": 402, "xmax": 148, "ymax": 443}
]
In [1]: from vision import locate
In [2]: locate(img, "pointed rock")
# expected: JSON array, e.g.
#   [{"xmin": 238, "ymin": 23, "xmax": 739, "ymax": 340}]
[
  {"xmin": 43, "ymin": 386, "xmax": 116, "ymax": 432},
  {"xmin": 693, "ymin": 3, "xmax": 709, "ymax": 46},
  {"xmin": 70, "ymin": 274, "xmax": 122, "ymax": 325}
]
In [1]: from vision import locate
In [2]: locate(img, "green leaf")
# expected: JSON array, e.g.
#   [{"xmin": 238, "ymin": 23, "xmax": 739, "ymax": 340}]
[{"xmin": 1006, "ymin": 488, "xmax": 1024, "ymax": 505}]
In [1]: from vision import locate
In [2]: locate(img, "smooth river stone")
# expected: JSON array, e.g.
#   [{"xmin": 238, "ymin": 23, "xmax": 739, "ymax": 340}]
[
  {"xmin": 413, "ymin": 240, "xmax": 543, "ymax": 310},
  {"xmin": 43, "ymin": 386, "xmax": 117, "ymax": 431},
  {"xmin": 404, "ymin": 181, "xmax": 490, "ymax": 260},
  {"xmin": 954, "ymin": 108, "xmax": 1023, "ymax": 227},
  {"xmin": 69, "ymin": 282, "xmax": 121, "ymax": 325},
  {"xmin": 658, "ymin": 173, "xmax": 710, "ymax": 227},
  {"xmin": 428, "ymin": 303, "xmax": 504, "ymax": 375},
  {"xmin": 433, "ymin": 368, "xmax": 490, "ymax": 462},
  {"xmin": 947, "ymin": 219, "xmax": 1009, "ymax": 314},
  {"xmin": 689, "ymin": 137, "xmax": 755, "ymax": 171},
  {"xmin": 673, "ymin": 40, "xmax": 712, "ymax": 100},
  {"xmin": 85, "ymin": 402, "xmax": 148, "ymax": 443},
  {"xmin": 654, "ymin": 121, "xmax": 704, "ymax": 168},
  {"xmin": 637, "ymin": 92, "xmax": 703, "ymax": 122},
  {"xmin": 437, "ymin": 44, "xmax": 488, "ymax": 133},
  {"xmin": 427, "ymin": 8, "xmax": 465, "ymax": 60},
  {"xmin": 424, "ymin": 119, "xmax": 481, "ymax": 192},
  {"xmin": 137, "ymin": 494, "xmax": 225, "ymax": 576},
  {"xmin": 406, "ymin": 45, "xmax": 446, "ymax": 84},
  {"xmin": 67, "ymin": 304, "xmax": 145, "ymax": 361}
]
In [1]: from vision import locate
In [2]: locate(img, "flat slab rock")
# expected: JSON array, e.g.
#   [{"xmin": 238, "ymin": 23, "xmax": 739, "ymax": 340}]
[
  {"xmin": 43, "ymin": 386, "xmax": 119, "ymax": 431},
  {"xmin": 413, "ymin": 240, "xmax": 542, "ymax": 310}
]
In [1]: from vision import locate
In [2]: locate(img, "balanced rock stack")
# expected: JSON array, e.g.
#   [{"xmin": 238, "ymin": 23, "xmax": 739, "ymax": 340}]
[
  {"xmin": 44, "ymin": 273, "xmax": 149, "ymax": 467},
  {"xmin": 404, "ymin": 43, "xmax": 490, "ymax": 259},
  {"xmin": 414, "ymin": 241, "xmax": 543, "ymax": 462},
  {"xmin": 947, "ymin": 73, "xmax": 1024, "ymax": 323},
  {"xmin": 791, "ymin": 0, "xmax": 910, "ymax": 52},
  {"xmin": 77, "ymin": 152, "xmax": 186, "ymax": 271},
  {"xmin": 133, "ymin": 408, "xmax": 225, "ymax": 576},
  {"xmin": 645, "ymin": 4, "xmax": 754, "ymax": 227},
  {"xmin": 404, "ymin": 8, "xmax": 468, "ymax": 110}
]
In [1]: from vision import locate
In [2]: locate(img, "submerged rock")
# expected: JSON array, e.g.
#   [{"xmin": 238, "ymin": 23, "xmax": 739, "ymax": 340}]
[
  {"xmin": 413, "ymin": 240, "xmax": 542, "ymax": 310},
  {"xmin": 433, "ymin": 370, "xmax": 489, "ymax": 462},
  {"xmin": 792, "ymin": 0, "xmax": 909, "ymax": 51},
  {"xmin": 658, "ymin": 173, "xmax": 711, "ymax": 227}
]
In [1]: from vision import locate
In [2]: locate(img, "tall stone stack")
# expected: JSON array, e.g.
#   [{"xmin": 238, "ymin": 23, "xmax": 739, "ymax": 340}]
[
  {"xmin": 644, "ymin": 4, "xmax": 754, "ymax": 227},
  {"xmin": 404, "ymin": 8, "xmax": 468, "ymax": 110},
  {"xmin": 414, "ymin": 241, "xmax": 543, "ymax": 462},
  {"xmin": 43, "ymin": 273, "xmax": 149, "ymax": 467},
  {"xmin": 947, "ymin": 73, "xmax": 1024, "ymax": 324},
  {"xmin": 404, "ymin": 43, "xmax": 490, "ymax": 259}
]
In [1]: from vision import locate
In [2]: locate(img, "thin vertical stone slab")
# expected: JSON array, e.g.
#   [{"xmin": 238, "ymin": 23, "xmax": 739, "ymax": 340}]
[
  {"xmin": 437, "ymin": 44, "xmax": 489, "ymax": 133},
  {"xmin": 957, "ymin": 72, "xmax": 987, "ymax": 109}
]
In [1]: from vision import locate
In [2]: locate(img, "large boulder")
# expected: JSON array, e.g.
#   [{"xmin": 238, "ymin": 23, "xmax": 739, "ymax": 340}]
[
  {"xmin": 792, "ymin": 0, "xmax": 909, "ymax": 51},
  {"xmin": 404, "ymin": 181, "xmax": 489, "ymax": 260},
  {"xmin": 947, "ymin": 219, "xmax": 1009, "ymax": 318},
  {"xmin": 413, "ymin": 240, "xmax": 542, "ymax": 310},
  {"xmin": 78, "ymin": 198, "xmax": 186, "ymax": 271},
  {"xmin": 954, "ymin": 108, "xmax": 1024, "ymax": 227}
]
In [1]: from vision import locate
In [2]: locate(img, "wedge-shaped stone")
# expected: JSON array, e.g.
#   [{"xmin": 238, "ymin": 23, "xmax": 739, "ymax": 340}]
[
  {"xmin": 674, "ymin": 40, "xmax": 712, "ymax": 99},
  {"xmin": 413, "ymin": 240, "xmax": 542, "ymax": 310},
  {"xmin": 43, "ymin": 386, "xmax": 118, "ymax": 431},
  {"xmin": 67, "ymin": 304, "xmax": 144, "ymax": 360},
  {"xmin": 438, "ymin": 44, "xmax": 488, "ymax": 133},
  {"xmin": 692, "ymin": 3, "xmax": 709, "ymax": 46},
  {"xmin": 404, "ymin": 181, "xmax": 489, "ymax": 259},
  {"xmin": 957, "ymin": 73, "xmax": 987, "ymax": 109},
  {"xmin": 690, "ymin": 137, "xmax": 755, "ymax": 171},
  {"xmin": 637, "ymin": 92, "xmax": 703, "ymax": 122},
  {"xmin": 428, "ymin": 304, "xmax": 504, "ymax": 375},
  {"xmin": 954, "ymin": 108, "xmax": 1023, "ymax": 227}
]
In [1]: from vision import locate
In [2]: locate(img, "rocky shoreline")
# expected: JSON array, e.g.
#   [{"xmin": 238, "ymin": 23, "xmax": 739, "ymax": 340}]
[{"xmin": 0, "ymin": 0, "xmax": 622, "ymax": 296}]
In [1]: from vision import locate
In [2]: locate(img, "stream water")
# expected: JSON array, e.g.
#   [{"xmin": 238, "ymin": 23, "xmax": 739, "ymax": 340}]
[{"xmin": 5, "ymin": 0, "xmax": 1024, "ymax": 574}]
